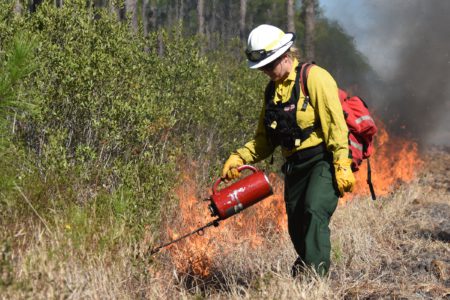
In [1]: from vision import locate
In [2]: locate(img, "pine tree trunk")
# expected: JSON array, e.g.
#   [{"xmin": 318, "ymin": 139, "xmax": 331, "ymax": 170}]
[
  {"xmin": 197, "ymin": 0, "xmax": 205, "ymax": 53},
  {"xmin": 197, "ymin": 0, "xmax": 205, "ymax": 36},
  {"xmin": 30, "ymin": 0, "xmax": 43, "ymax": 12},
  {"xmin": 142, "ymin": 0, "xmax": 149, "ymax": 37},
  {"xmin": 211, "ymin": 0, "xmax": 216, "ymax": 33},
  {"xmin": 118, "ymin": 2, "xmax": 126, "ymax": 21},
  {"xmin": 287, "ymin": 0, "xmax": 295, "ymax": 32},
  {"xmin": 147, "ymin": 1, "xmax": 163, "ymax": 56},
  {"xmin": 209, "ymin": 0, "xmax": 217, "ymax": 49},
  {"xmin": 239, "ymin": 0, "xmax": 247, "ymax": 41},
  {"xmin": 149, "ymin": 0, "xmax": 157, "ymax": 30},
  {"xmin": 167, "ymin": 1, "xmax": 174, "ymax": 28},
  {"xmin": 126, "ymin": 0, "xmax": 138, "ymax": 32},
  {"xmin": 178, "ymin": 0, "xmax": 184, "ymax": 23},
  {"xmin": 93, "ymin": 0, "xmax": 104, "ymax": 8},
  {"xmin": 220, "ymin": 1, "xmax": 225, "ymax": 41},
  {"xmin": 303, "ymin": 0, "xmax": 315, "ymax": 61},
  {"xmin": 14, "ymin": 0, "xmax": 23, "ymax": 14}
]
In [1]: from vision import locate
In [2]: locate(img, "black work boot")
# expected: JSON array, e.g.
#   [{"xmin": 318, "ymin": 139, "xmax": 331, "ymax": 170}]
[{"xmin": 291, "ymin": 257, "xmax": 305, "ymax": 278}]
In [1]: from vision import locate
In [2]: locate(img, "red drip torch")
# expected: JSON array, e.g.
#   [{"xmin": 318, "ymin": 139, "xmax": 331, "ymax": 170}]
[
  {"xmin": 208, "ymin": 165, "xmax": 273, "ymax": 220},
  {"xmin": 149, "ymin": 165, "xmax": 273, "ymax": 255}
]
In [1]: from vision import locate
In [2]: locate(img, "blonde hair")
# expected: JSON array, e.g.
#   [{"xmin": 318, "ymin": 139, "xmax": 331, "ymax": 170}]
[{"xmin": 287, "ymin": 46, "xmax": 301, "ymax": 61}]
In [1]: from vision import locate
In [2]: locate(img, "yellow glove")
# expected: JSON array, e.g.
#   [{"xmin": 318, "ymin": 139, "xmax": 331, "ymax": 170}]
[
  {"xmin": 222, "ymin": 154, "xmax": 244, "ymax": 181},
  {"xmin": 334, "ymin": 158, "xmax": 355, "ymax": 197}
]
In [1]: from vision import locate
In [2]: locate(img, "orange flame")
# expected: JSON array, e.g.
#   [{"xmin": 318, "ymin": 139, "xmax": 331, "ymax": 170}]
[
  {"xmin": 165, "ymin": 173, "xmax": 286, "ymax": 277},
  {"xmin": 342, "ymin": 122, "xmax": 423, "ymax": 203},
  {"xmin": 164, "ymin": 122, "xmax": 423, "ymax": 276}
]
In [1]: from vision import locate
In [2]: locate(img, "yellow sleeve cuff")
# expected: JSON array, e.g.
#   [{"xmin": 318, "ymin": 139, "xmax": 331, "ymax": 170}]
[
  {"xmin": 333, "ymin": 148, "xmax": 350, "ymax": 162},
  {"xmin": 236, "ymin": 147, "xmax": 254, "ymax": 164}
]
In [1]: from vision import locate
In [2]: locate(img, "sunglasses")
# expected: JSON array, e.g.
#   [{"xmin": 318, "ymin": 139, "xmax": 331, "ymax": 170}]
[
  {"xmin": 245, "ymin": 33, "xmax": 295, "ymax": 62},
  {"xmin": 245, "ymin": 47, "xmax": 279, "ymax": 62}
]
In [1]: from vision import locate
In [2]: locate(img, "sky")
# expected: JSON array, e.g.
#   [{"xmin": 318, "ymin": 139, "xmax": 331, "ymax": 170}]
[{"xmin": 319, "ymin": 0, "xmax": 450, "ymax": 146}]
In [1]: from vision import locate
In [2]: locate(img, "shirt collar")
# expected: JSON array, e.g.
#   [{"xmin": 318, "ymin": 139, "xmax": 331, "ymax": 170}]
[{"xmin": 276, "ymin": 58, "xmax": 299, "ymax": 85}]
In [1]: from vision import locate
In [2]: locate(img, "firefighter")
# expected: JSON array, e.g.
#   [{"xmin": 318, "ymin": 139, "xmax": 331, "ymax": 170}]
[{"xmin": 222, "ymin": 24, "xmax": 355, "ymax": 276}]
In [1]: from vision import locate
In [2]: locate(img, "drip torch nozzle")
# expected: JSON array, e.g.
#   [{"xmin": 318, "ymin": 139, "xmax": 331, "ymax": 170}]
[
  {"xmin": 150, "ymin": 246, "xmax": 161, "ymax": 255},
  {"xmin": 147, "ymin": 219, "xmax": 220, "ymax": 256}
]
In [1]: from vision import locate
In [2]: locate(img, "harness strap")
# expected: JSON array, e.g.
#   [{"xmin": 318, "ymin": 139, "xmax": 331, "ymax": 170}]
[
  {"xmin": 367, "ymin": 158, "xmax": 376, "ymax": 200},
  {"xmin": 299, "ymin": 63, "xmax": 314, "ymax": 111},
  {"xmin": 263, "ymin": 62, "xmax": 321, "ymax": 151},
  {"xmin": 293, "ymin": 65, "xmax": 301, "ymax": 102},
  {"xmin": 286, "ymin": 143, "xmax": 326, "ymax": 164}
]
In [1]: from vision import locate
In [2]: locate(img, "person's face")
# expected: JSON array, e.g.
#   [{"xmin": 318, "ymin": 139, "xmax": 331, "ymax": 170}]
[{"xmin": 259, "ymin": 54, "xmax": 289, "ymax": 81}]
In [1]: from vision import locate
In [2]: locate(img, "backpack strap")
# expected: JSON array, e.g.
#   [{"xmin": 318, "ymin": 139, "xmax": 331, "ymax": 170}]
[
  {"xmin": 298, "ymin": 62, "xmax": 321, "ymax": 133},
  {"xmin": 264, "ymin": 81, "xmax": 276, "ymax": 165},
  {"xmin": 299, "ymin": 62, "xmax": 314, "ymax": 111},
  {"xmin": 367, "ymin": 158, "xmax": 376, "ymax": 200},
  {"xmin": 264, "ymin": 80, "xmax": 275, "ymax": 104}
]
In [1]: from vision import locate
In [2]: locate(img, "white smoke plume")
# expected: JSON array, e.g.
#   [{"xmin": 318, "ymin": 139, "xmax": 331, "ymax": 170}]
[{"xmin": 322, "ymin": 0, "xmax": 450, "ymax": 146}]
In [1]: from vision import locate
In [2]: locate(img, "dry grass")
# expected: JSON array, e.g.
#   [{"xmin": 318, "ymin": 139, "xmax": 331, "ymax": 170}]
[{"xmin": 1, "ymin": 149, "xmax": 449, "ymax": 299}]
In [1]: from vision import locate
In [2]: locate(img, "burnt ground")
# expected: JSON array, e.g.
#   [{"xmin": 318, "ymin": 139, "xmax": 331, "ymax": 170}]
[
  {"xmin": 415, "ymin": 147, "xmax": 450, "ymax": 245},
  {"xmin": 408, "ymin": 147, "xmax": 450, "ymax": 284},
  {"xmin": 389, "ymin": 148, "xmax": 449, "ymax": 299}
]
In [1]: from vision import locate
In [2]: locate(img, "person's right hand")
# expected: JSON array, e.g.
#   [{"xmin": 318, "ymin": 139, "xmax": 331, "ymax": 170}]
[
  {"xmin": 221, "ymin": 154, "xmax": 244, "ymax": 181},
  {"xmin": 333, "ymin": 158, "xmax": 355, "ymax": 197}
]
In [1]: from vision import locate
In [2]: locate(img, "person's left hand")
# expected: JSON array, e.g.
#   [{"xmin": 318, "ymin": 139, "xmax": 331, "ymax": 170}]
[{"xmin": 334, "ymin": 158, "xmax": 355, "ymax": 196}]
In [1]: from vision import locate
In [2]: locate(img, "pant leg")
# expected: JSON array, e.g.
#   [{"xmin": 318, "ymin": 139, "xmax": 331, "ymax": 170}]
[
  {"xmin": 284, "ymin": 159, "xmax": 310, "ymax": 256},
  {"xmin": 284, "ymin": 154, "xmax": 339, "ymax": 276},
  {"xmin": 302, "ymin": 158, "xmax": 338, "ymax": 275}
]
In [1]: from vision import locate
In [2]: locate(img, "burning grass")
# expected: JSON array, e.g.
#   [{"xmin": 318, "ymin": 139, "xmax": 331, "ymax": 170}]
[
  {"xmin": 163, "ymin": 172, "xmax": 287, "ymax": 278},
  {"xmin": 162, "ymin": 126, "xmax": 426, "ymax": 279},
  {"xmin": 150, "ymin": 147, "xmax": 448, "ymax": 299}
]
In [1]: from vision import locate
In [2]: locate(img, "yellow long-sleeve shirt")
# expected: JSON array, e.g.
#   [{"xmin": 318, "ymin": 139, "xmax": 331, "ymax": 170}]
[{"xmin": 236, "ymin": 59, "xmax": 349, "ymax": 163}]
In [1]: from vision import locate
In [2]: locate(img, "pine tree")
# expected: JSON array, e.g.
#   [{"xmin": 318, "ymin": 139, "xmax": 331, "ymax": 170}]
[
  {"xmin": 0, "ymin": 34, "xmax": 36, "ymax": 145},
  {"xmin": 303, "ymin": 0, "xmax": 316, "ymax": 61}
]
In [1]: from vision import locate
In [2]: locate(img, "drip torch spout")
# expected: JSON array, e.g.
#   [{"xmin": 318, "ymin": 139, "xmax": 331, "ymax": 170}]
[{"xmin": 148, "ymin": 219, "xmax": 220, "ymax": 255}]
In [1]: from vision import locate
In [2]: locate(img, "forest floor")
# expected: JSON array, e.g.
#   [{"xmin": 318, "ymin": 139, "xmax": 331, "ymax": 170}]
[{"xmin": 1, "ymin": 148, "xmax": 449, "ymax": 299}]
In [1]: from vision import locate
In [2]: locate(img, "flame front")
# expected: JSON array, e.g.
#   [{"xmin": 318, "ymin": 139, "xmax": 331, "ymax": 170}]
[
  {"xmin": 165, "ymin": 173, "xmax": 286, "ymax": 277},
  {"xmin": 344, "ymin": 122, "xmax": 423, "ymax": 203},
  {"xmin": 164, "ymin": 122, "xmax": 423, "ymax": 277}
]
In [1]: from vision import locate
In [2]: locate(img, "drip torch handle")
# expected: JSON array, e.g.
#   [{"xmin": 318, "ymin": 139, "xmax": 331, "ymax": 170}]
[{"xmin": 212, "ymin": 165, "xmax": 258, "ymax": 193}]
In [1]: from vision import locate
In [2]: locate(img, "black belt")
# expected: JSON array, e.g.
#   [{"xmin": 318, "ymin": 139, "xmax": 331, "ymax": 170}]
[{"xmin": 285, "ymin": 143, "xmax": 326, "ymax": 164}]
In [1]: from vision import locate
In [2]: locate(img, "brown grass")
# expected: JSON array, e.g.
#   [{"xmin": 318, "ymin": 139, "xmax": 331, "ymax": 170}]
[{"xmin": 1, "ymin": 149, "xmax": 449, "ymax": 299}]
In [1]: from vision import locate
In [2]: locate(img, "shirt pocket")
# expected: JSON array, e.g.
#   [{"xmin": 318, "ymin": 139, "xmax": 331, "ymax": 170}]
[{"xmin": 296, "ymin": 94, "xmax": 316, "ymax": 130}]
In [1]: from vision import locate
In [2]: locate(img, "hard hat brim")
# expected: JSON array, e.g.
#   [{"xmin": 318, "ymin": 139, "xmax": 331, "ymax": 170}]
[{"xmin": 247, "ymin": 33, "xmax": 295, "ymax": 69}]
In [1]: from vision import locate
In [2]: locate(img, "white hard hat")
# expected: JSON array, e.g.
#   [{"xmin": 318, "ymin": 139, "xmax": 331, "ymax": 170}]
[{"xmin": 245, "ymin": 24, "xmax": 295, "ymax": 69}]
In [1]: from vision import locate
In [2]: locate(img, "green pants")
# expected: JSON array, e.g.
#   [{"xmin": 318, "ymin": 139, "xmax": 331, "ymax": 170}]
[{"xmin": 283, "ymin": 153, "xmax": 339, "ymax": 276}]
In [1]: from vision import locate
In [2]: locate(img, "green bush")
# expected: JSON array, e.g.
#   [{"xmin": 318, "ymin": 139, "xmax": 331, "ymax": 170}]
[
  {"xmin": 0, "ymin": 2, "xmax": 37, "ymax": 209},
  {"xmin": 0, "ymin": 0, "xmax": 266, "ymax": 241}
]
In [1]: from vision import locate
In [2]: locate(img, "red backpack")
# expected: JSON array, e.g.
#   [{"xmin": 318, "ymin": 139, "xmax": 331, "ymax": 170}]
[{"xmin": 300, "ymin": 63, "xmax": 378, "ymax": 200}]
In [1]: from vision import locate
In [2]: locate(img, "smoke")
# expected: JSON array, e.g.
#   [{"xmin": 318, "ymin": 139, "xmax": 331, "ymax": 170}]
[{"xmin": 321, "ymin": 0, "xmax": 450, "ymax": 145}]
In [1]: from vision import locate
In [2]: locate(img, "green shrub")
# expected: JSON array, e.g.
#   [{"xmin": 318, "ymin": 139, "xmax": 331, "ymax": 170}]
[{"xmin": 2, "ymin": 0, "xmax": 267, "ymax": 241}]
